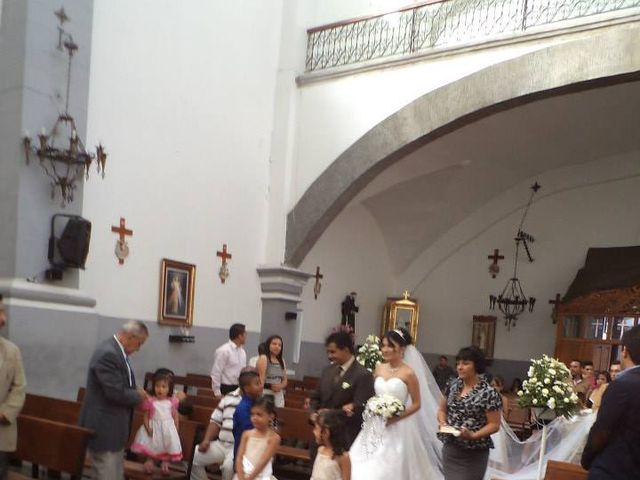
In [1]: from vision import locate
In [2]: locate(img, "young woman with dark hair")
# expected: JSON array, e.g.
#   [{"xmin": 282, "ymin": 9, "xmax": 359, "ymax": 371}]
[{"xmin": 256, "ymin": 335, "xmax": 288, "ymax": 407}]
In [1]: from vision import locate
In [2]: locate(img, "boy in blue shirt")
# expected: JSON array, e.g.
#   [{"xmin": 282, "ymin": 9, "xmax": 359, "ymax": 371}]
[{"xmin": 232, "ymin": 369, "xmax": 264, "ymax": 462}]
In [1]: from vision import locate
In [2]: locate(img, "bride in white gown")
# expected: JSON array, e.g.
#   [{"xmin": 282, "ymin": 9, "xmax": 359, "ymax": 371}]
[{"xmin": 350, "ymin": 328, "xmax": 444, "ymax": 480}]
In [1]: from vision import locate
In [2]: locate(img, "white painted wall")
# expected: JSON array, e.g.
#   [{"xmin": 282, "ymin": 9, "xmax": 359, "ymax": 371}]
[
  {"xmin": 404, "ymin": 154, "xmax": 640, "ymax": 359},
  {"xmin": 80, "ymin": 1, "xmax": 284, "ymax": 330},
  {"xmin": 300, "ymin": 154, "xmax": 640, "ymax": 360},
  {"xmin": 298, "ymin": 204, "xmax": 394, "ymax": 344}
]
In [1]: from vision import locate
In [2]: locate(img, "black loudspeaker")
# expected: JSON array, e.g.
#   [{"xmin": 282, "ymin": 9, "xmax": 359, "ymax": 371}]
[
  {"xmin": 48, "ymin": 215, "xmax": 92, "ymax": 269},
  {"xmin": 285, "ymin": 311, "xmax": 297, "ymax": 321}
]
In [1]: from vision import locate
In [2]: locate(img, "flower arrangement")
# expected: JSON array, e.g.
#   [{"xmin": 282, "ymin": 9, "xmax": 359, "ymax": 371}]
[
  {"xmin": 517, "ymin": 354, "xmax": 579, "ymax": 418},
  {"xmin": 356, "ymin": 334, "xmax": 384, "ymax": 372},
  {"xmin": 330, "ymin": 323, "xmax": 355, "ymax": 338},
  {"xmin": 365, "ymin": 393, "xmax": 405, "ymax": 420}
]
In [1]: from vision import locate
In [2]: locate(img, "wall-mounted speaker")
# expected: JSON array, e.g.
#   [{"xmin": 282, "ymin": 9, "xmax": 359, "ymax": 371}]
[
  {"xmin": 47, "ymin": 214, "xmax": 92, "ymax": 280},
  {"xmin": 285, "ymin": 311, "xmax": 297, "ymax": 321}
]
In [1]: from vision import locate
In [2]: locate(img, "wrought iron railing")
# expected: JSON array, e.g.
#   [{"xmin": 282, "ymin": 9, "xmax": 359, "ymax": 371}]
[{"xmin": 305, "ymin": 0, "xmax": 640, "ymax": 72}]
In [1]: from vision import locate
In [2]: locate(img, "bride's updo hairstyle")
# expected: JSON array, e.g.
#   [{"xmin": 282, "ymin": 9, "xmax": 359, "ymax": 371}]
[{"xmin": 384, "ymin": 327, "xmax": 413, "ymax": 349}]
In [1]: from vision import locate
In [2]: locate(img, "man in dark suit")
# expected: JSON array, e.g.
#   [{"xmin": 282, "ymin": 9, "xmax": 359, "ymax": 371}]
[
  {"xmin": 79, "ymin": 321, "xmax": 149, "ymax": 480},
  {"xmin": 581, "ymin": 325, "xmax": 640, "ymax": 479},
  {"xmin": 310, "ymin": 331, "xmax": 374, "ymax": 448}
]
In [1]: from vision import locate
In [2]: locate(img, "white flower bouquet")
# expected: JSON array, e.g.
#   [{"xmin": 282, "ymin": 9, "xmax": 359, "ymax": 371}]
[
  {"xmin": 357, "ymin": 335, "xmax": 384, "ymax": 372},
  {"xmin": 517, "ymin": 354, "xmax": 579, "ymax": 419},
  {"xmin": 365, "ymin": 393, "xmax": 405, "ymax": 420}
]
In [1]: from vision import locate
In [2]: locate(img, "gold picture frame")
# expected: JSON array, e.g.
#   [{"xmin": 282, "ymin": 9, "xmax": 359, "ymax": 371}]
[
  {"xmin": 381, "ymin": 292, "xmax": 420, "ymax": 342},
  {"xmin": 159, "ymin": 259, "xmax": 195, "ymax": 326}
]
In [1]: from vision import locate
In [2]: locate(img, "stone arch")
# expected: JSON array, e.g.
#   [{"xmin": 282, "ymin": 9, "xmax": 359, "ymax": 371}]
[{"xmin": 285, "ymin": 25, "xmax": 640, "ymax": 267}]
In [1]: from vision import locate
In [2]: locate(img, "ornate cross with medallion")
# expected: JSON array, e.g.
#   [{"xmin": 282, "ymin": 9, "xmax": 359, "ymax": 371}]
[
  {"xmin": 216, "ymin": 243, "xmax": 232, "ymax": 283},
  {"xmin": 111, "ymin": 217, "xmax": 133, "ymax": 265}
]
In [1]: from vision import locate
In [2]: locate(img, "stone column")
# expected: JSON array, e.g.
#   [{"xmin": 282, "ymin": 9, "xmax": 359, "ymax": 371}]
[{"xmin": 256, "ymin": 265, "xmax": 312, "ymax": 370}]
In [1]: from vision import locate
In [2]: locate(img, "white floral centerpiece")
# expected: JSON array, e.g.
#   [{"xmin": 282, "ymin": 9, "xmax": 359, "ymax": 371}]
[
  {"xmin": 517, "ymin": 354, "xmax": 579, "ymax": 419},
  {"xmin": 356, "ymin": 334, "xmax": 384, "ymax": 372}
]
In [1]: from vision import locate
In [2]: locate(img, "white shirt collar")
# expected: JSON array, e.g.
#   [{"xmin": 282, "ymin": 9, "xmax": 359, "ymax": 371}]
[
  {"xmin": 113, "ymin": 334, "xmax": 127, "ymax": 359},
  {"xmin": 341, "ymin": 355, "xmax": 355, "ymax": 372}
]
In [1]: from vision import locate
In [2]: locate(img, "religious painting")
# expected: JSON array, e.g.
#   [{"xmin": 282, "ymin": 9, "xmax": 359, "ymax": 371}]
[
  {"xmin": 159, "ymin": 259, "xmax": 195, "ymax": 326},
  {"xmin": 472, "ymin": 315, "xmax": 496, "ymax": 361},
  {"xmin": 381, "ymin": 292, "xmax": 420, "ymax": 342}
]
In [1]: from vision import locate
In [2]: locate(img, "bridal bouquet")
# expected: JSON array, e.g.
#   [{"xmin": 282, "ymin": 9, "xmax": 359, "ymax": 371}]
[
  {"xmin": 517, "ymin": 354, "xmax": 579, "ymax": 419},
  {"xmin": 361, "ymin": 394, "xmax": 405, "ymax": 456},
  {"xmin": 357, "ymin": 335, "xmax": 384, "ymax": 372},
  {"xmin": 365, "ymin": 393, "xmax": 405, "ymax": 419}
]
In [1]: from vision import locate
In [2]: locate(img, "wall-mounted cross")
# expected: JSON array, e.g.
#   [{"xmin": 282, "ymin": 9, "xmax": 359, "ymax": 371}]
[
  {"xmin": 216, "ymin": 244, "xmax": 232, "ymax": 283},
  {"xmin": 110, "ymin": 217, "xmax": 133, "ymax": 265},
  {"xmin": 549, "ymin": 293, "xmax": 562, "ymax": 323},
  {"xmin": 313, "ymin": 266, "xmax": 323, "ymax": 300},
  {"xmin": 487, "ymin": 249, "xmax": 504, "ymax": 278}
]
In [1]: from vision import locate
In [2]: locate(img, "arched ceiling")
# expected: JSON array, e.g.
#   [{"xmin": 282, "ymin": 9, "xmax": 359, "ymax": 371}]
[
  {"xmin": 284, "ymin": 25, "xmax": 640, "ymax": 269},
  {"xmin": 354, "ymin": 80, "xmax": 640, "ymax": 273}
]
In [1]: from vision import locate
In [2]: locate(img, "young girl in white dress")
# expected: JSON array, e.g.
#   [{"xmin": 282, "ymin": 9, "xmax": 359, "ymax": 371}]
[
  {"xmin": 131, "ymin": 369, "xmax": 182, "ymax": 474},
  {"xmin": 349, "ymin": 328, "xmax": 444, "ymax": 480},
  {"xmin": 234, "ymin": 396, "xmax": 281, "ymax": 480},
  {"xmin": 311, "ymin": 410, "xmax": 351, "ymax": 480}
]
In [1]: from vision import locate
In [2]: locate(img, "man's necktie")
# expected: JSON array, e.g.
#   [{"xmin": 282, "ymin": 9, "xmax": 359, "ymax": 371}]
[
  {"xmin": 125, "ymin": 356, "xmax": 133, "ymax": 387},
  {"xmin": 333, "ymin": 365, "xmax": 343, "ymax": 384}
]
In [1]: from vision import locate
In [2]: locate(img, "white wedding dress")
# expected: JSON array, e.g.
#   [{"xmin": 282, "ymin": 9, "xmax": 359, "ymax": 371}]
[{"xmin": 350, "ymin": 375, "xmax": 444, "ymax": 479}]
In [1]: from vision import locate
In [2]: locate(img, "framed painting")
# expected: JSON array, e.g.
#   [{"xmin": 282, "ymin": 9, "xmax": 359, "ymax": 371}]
[
  {"xmin": 159, "ymin": 259, "xmax": 195, "ymax": 326},
  {"xmin": 472, "ymin": 315, "xmax": 496, "ymax": 361}
]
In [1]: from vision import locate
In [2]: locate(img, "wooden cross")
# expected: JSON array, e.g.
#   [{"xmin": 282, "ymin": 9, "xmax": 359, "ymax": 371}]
[
  {"xmin": 110, "ymin": 217, "xmax": 133, "ymax": 265},
  {"xmin": 488, "ymin": 249, "xmax": 504, "ymax": 278},
  {"xmin": 313, "ymin": 266, "xmax": 323, "ymax": 300},
  {"xmin": 216, "ymin": 244, "xmax": 232, "ymax": 283},
  {"xmin": 549, "ymin": 293, "xmax": 562, "ymax": 323},
  {"xmin": 548, "ymin": 293, "xmax": 562, "ymax": 309}
]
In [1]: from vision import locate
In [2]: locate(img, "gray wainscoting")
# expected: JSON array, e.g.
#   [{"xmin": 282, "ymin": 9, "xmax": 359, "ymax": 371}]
[{"xmin": 6, "ymin": 304, "xmax": 258, "ymax": 400}]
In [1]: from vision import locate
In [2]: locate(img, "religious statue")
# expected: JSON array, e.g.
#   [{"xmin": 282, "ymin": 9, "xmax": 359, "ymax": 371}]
[{"xmin": 341, "ymin": 292, "xmax": 359, "ymax": 332}]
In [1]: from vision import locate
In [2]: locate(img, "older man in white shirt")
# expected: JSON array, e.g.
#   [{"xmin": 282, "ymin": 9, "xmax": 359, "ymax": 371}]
[{"xmin": 210, "ymin": 323, "xmax": 247, "ymax": 398}]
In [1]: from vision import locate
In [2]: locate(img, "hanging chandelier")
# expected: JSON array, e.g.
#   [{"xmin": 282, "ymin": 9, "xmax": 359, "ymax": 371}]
[
  {"xmin": 489, "ymin": 182, "xmax": 541, "ymax": 330},
  {"xmin": 22, "ymin": 8, "xmax": 106, "ymax": 206}
]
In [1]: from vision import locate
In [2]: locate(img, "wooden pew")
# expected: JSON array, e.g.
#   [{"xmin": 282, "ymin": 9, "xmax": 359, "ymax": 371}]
[
  {"xmin": 144, "ymin": 372, "xmax": 212, "ymax": 394},
  {"xmin": 185, "ymin": 373, "xmax": 212, "ymax": 390},
  {"xmin": 22, "ymin": 393, "xmax": 82, "ymax": 424},
  {"xmin": 505, "ymin": 402, "xmax": 532, "ymax": 440},
  {"xmin": 274, "ymin": 407, "xmax": 313, "ymax": 462},
  {"xmin": 284, "ymin": 395, "xmax": 308, "ymax": 410},
  {"xmin": 186, "ymin": 395, "xmax": 220, "ymax": 409},
  {"xmin": 189, "ymin": 405, "xmax": 215, "ymax": 426},
  {"xmin": 12, "ymin": 414, "xmax": 92, "ymax": 480},
  {"xmin": 302, "ymin": 376, "xmax": 319, "ymax": 391},
  {"xmin": 286, "ymin": 379, "xmax": 305, "ymax": 391},
  {"xmin": 544, "ymin": 460, "xmax": 588, "ymax": 480},
  {"xmin": 196, "ymin": 388, "xmax": 216, "ymax": 397}
]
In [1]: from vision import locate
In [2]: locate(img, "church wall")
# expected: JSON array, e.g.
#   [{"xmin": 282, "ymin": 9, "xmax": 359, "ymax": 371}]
[
  {"xmin": 403, "ymin": 154, "xmax": 640, "ymax": 367},
  {"xmin": 79, "ymin": 1, "xmax": 284, "ymax": 334},
  {"xmin": 297, "ymin": 203, "xmax": 394, "ymax": 346},
  {"xmin": 7, "ymin": 300, "xmax": 259, "ymax": 400},
  {"xmin": 291, "ymin": 154, "xmax": 640, "ymax": 383}
]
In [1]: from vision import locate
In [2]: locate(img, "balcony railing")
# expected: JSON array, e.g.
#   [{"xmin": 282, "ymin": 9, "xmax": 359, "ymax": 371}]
[{"xmin": 305, "ymin": 0, "xmax": 640, "ymax": 72}]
